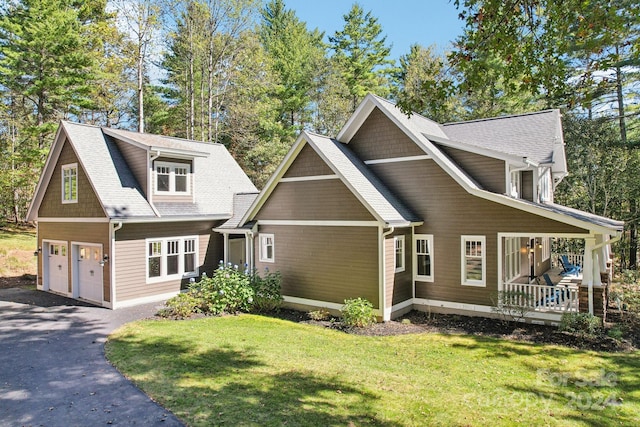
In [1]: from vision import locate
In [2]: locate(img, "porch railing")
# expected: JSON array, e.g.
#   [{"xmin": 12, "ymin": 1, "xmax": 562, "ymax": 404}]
[
  {"xmin": 550, "ymin": 253, "xmax": 584, "ymax": 269},
  {"xmin": 503, "ymin": 282, "xmax": 579, "ymax": 313}
]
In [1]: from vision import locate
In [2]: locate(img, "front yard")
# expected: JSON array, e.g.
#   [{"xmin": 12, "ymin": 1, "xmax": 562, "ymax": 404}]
[{"xmin": 106, "ymin": 314, "xmax": 640, "ymax": 426}]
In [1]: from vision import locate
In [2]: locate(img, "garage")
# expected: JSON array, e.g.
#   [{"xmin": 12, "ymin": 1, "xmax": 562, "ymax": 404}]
[
  {"xmin": 45, "ymin": 241, "xmax": 69, "ymax": 295},
  {"xmin": 75, "ymin": 244, "xmax": 104, "ymax": 303}
]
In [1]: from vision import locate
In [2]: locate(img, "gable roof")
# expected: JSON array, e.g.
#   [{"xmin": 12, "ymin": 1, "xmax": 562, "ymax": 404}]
[
  {"xmin": 334, "ymin": 94, "xmax": 621, "ymax": 235},
  {"xmin": 242, "ymin": 131, "xmax": 421, "ymax": 227},
  {"xmin": 27, "ymin": 121, "xmax": 257, "ymax": 222}
]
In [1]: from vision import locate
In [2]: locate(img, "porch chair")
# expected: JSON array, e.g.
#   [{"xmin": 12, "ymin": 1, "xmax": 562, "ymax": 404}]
[
  {"xmin": 559, "ymin": 255, "xmax": 581, "ymax": 276},
  {"xmin": 537, "ymin": 273, "xmax": 567, "ymax": 307}
]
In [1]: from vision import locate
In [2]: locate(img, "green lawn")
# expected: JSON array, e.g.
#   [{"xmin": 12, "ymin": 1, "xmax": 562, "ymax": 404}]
[
  {"xmin": 106, "ymin": 315, "xmax": 640, "ymax": 426},
  {"xmin": 0, "ymin": 226, "xmax": 36, "ymax": 277}
]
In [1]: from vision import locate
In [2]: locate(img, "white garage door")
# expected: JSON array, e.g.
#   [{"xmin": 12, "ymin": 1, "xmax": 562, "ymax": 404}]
[
  {"xmin": 47, "ymin": 243, "xmax": 68, "ymax": 294},
  {"xmin": 77, "ymin": 245, "xmax": 103, "ymax": 303}
]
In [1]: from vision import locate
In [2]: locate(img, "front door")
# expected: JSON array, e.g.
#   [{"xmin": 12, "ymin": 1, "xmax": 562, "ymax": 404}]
[
  {"xmin": 47, "ymin": 242, "xmax": 68, "ymax": 294},
  {"xmin": 77, "ymin": 245, "xmax": 103, "ymax": 303}
]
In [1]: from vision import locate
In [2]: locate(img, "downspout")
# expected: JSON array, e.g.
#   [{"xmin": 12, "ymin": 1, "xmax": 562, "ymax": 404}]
[
  {"xmin": 148, "ymin": 150, "xmax": 161, "ymax": 217},
  {"xmin": 380, "ymin": 226, "xmax": 395, "ymax": 321},
  {"xmin": 110, "ymin": 221, "xmax": 123, "ymax": 308}
]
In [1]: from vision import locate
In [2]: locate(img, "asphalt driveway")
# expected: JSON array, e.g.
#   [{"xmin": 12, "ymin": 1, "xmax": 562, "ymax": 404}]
[{"xmin": 0, "ymin": 287, "xmax": 184, "ymax": 426}]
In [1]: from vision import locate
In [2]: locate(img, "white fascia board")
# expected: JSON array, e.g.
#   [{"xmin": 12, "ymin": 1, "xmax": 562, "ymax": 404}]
[
  {"xmin": 426, "ymin": 133, "xmax": 525, "ymax": 165},
  {"xmin": 336, "ymin": 95, "xmax": 377, "ymax": 142},
  {"xmin": 113, "ymin": 214, "xmax": 231, "ymax": 224},
  {"xmin": 102, "ymin": 128, "xmax": 209, "ymax": 158}
]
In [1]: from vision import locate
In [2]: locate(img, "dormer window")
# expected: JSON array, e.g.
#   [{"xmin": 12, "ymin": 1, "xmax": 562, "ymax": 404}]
[{"xmin": 155, "ymin": 161, "xmax": 191, "ymax": 195}]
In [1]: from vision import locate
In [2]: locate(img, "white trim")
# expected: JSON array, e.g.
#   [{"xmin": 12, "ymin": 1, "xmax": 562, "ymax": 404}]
[
  {"xmin": 61, "ymin": 163, "xmax": 78, "ymax": 204},
  {"xmin": 259, "ymin": 233, "xmax": 275, "ymax": 263},
  {"xmin": 153, "ymin": 160, "xmax": 192, "ymax": 195},
  {"xmin": 37, "ymin": 217, "xmax": 110, "ymax": 223},
  {"xmin": 413, "ymin": 234, "xmax": 434, "ymax": 282},
  {"xmin": 279, "ymin": 174, "xmax": 339, "ymax": 182},
  {"xmin": 101, "ymin": 128, "xmax": 211, "ymax": 158},
  {"xmin": 112, "ymin": 290, "xmax": 181, "ymax": 309},
  {"xmin": 386, "ymin": 298, "xmax": 414, "ymax": 319},
  {"xmin": 426, "ymin": 133, "xmax": 525, "ymax": 164},
  {"xmin": 257, "ymin": 220, "xmax": 380, "ymax": 227},
  {"xmin": 394, "ymin": 235, "xmax": 405, "ymax": 273},
  {"xmin": 461, "ymin": 235, "xmax": 486, "ymax": 287},
  {"xmin": 282, "ymin": 296, "xmax": 345, "ymax": 312},
  {"xmin": 364, "ymin": 155, "xmax": 431, "ymax": 165},
  {"xmin": 414, "ymin": 298, "xmax": 494, "ymax": 314}
]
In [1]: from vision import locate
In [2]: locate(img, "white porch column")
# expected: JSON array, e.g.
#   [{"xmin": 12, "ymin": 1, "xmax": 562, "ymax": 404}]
[
  {"xmin": 223, "ymin": 233, "xmax": 229, "ymax": 264},
  {"xmin": 583, "ymin": 237, "xmax": 596, "ymax": 315}
]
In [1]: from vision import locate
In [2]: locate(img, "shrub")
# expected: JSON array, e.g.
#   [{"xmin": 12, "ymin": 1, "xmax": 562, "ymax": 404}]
[
  {"xmin": 158, "ymin": 292, "xmax": 201, "ymax": 318},
  {"xmin": 559, "ymin": 312, "xmax": 602, "ymax": 336},
  {"xmin": 308, "ymin": 309, "xmax": 331, "ymax": 321},
  {"xmin": 250, "ymin": 270, "xmax": 283, "ymax": 313},
  {"xmin": 341, "ymin": 297, "xmax": 377, "ymax": 328},
  {"xmin": 195, "ymin": 263, "xmax": 254, "ymax": 315},
  {"xmin": 490, "ymin": 290, "xmax": 534, "ymax": 323}
]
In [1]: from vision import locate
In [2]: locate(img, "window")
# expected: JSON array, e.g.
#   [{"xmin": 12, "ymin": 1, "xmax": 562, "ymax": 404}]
[
  {"xmin": 146, "ymin": 236, "xmax": 199, "ymax": 282},
  {"xmin": 510, "ymin": 170, "xmax": 521, "ymax": 198},
  {"xmin": 504, "ymin": 237, "xmax": 521, "ymax": 282},
  {"xmin": 154, "ymin": 161, "xmax": 191, "ymax": 194},
  {"xmin": 414, "ymin": 234, "xmax": 434, "ymax": 282},
  {"xmin": 539, "ymin": 170, "xmax": 552, "ymax": 203},
  {"xmin": 259, "ymin": 234, "xmax": 274, "ymax": 263},
  {"xmin": 62, "ymin": 164, "xmax": 78, "ymax": 203},
  {"xmin": 394, "ymin": 235, "xmax": 405, "ymax": 273},
  {"xmin": 462, "ymin": 236, "xmax": 486, "ymax": 286},
  {"xmin": 541, "ymin": 237, "xmax": 550, "ymax": 261}
]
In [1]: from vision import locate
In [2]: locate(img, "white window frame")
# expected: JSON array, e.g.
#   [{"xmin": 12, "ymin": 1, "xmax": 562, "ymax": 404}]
[
  {"xmin": 145, "ymin": 236, "xmax": 199, "ymax": 283},
  {"xmin": 154, "ymin": 161, "xmax": 191, "ymax": 195},
  {"xmin": 541, "ymin": 237, "xmax": 550, "ymax": 261},
  {"xmin": 504, "ymin": 237, "xmax": 521, "ymax": 282},
  {"xmin": 259, "ymin": 233, "xmax": 274, "ymax": 263},
  {"xmin": 509, "ymin": 170, "xmax": 521, "ymax": 198},
  {"xmin": 61, "ymin": 163, "xmax": 78, "ymax": 204},
  {"xmin": 461, "ymin": 235, "xmax": 486, "ymax": 287},
  {"xmin": 394, "ymin": 235, "xmax": 405, "ymax": 273},
  {"xmin": 414, "ymin": 234, "xmax": 434, "ymax": 282},
  {"xmin": 539, "ymin": 169, "xmax": 552, "ymax": 203}
]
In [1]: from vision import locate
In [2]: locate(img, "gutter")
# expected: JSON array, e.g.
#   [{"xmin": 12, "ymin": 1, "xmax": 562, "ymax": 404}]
[{"xmin": 110, "ymin": 221, "xmax": 123, "ymax": 308}]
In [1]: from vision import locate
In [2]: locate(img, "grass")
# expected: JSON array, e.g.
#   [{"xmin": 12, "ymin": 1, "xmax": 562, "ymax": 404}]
[
  {"xmin": 0, "ymin": 225, "xmax": 36, "ymax": 277},
  {"xmin": 106, "ymin": 315, "xmax": 640, "ymax": 426}
]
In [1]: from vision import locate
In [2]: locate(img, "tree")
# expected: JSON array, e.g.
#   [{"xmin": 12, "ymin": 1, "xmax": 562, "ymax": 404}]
[
  {"xmin": 329, "ymin": 3, "xmax": 394, "ymax": 111},
  {"xmin": 392, "ymin": 44, "xmax": 461, "ymax": 123},
  {"xmin": 260, "ymin": 0, "xmax": 325, "ymax": 134}
]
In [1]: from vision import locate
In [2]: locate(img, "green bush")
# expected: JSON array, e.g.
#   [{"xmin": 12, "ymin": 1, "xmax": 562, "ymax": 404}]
[
  {"xmin": 158, "ymin": 292, "xmax": 201, "ymax": 318},
  {"xmin": 559, "ymin": 312, "xmax": 602, "ymax": 336},
  {"xmin": 341, "ymin": 297, "xmax": 377, "ymax": 328},
  {"xmin": 196, "ymin": 263, "xmax": 254, "ymax": 314},
  {"xmin": 250, "ymin": 269, "xmax": 283, "ymax": 313},
  {"xmin": 308, "ymin": 308, "xmax": 331, "ymax": 321}
]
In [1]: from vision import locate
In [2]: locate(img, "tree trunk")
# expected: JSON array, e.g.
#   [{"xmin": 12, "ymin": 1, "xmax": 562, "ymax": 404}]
[{"xmin": 137, "ymin": 44, "xmax": 144, "ymax": 133}]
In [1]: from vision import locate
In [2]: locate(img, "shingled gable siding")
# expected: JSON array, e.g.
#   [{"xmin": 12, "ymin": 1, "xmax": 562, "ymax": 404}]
[
  {"xmin": 283, "ymin": 143, "xmax": 334, "ymax": 178},
  {"xmin": 114, "ymin": 221, "xmax": 221, "ymax": 301},
  {"xmin": 385, "ymin": 230, "xmax": 413, "ymax": 309},
  {"xmin": 37, "ymin": 222, "xmax": 111, "ymax": 301},
  {"xmin": 437, "ymin": 145, "xmax": 506, "ymax": 194},
  {"xmin": 254, "ymin": 225, "xmax": 379, "ymax": 307},
  {"xmin": 113, "ymin": 139, "xmax": 148, "ymax": 197},
  {"xmin": 368, "ymin": 159, "xmax": 588, "ymax": 307},
  {"xmin": 39, "ymin": 140, "xmax": 105, "ymax": 218},
  {"xmin": 348, "ymin": 107, "xmax": 425, "ymax": 161},
  {"xmin": 255, "ymin": 180, "xmax": 375, "ymax": 221}
]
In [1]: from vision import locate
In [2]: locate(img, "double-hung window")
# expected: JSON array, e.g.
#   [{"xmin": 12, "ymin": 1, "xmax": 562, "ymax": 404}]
[
  {"xmin": 61, "ymin": 164, "xmax": 78, "ymax": 203},
  {"xmin": 146, "ymin": 236, "xmax": 198, "ymax": 282},
  {"xmin": 414, "ymin": 234, "xmax": 434, "ymax": 282},
  {"xmin": 259, "ymin": 234, "xmax": 274, "ymax": 263},
  {"xmin": 504, "ymin": 237, "xmax": 521, "ymax": 282},
  {"xmin": 394, "ymin": 235, "xmax": 405, "ymax": 273},
  {"xmin": 462, "ymin": 236, "xmax": 486, "ymax": 286},
  {"xmin": 154, "ymin": 161, "xmax": 191, "ymax": 195}
]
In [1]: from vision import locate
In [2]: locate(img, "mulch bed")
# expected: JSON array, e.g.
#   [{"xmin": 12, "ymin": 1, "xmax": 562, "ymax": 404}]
[{"xmin": 270, "ymin": 309, "xmax": 639, "ymax": 353}]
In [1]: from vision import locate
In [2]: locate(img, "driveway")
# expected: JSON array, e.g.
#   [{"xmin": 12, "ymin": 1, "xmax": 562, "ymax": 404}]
[{"xmin": 0, "ymin": 287, "xmax": 184, "ymax": 426}]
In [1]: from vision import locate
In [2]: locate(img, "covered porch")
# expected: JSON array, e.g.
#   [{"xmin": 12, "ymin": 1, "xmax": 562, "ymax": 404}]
[{"xmin": 498, "ymin": 232, "xmax": 618, "ymax": 320}]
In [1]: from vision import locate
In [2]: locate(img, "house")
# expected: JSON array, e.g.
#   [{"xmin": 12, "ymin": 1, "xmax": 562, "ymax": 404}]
[
  {"xmin": 223, "ymin": 94, "xmax": 623, "ymax": 323},
  {"xmin": 27, "ymin": 121, "xmax": 258, "ymax": 308}
]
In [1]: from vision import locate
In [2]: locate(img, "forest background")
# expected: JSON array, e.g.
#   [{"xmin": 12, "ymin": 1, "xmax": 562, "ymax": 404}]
[{"xmin": 1, "ymin": 0, "xmax": 639, "ymax": 267}]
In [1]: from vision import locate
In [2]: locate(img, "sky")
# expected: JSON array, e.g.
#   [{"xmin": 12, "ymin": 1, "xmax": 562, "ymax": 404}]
[{"xmin": 283, "ymin": 0, "xmax": 466, "ymax": 60}]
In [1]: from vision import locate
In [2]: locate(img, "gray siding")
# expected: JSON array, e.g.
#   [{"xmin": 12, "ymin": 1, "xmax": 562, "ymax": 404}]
[
  {"xmin": 114, "ymin": 139, "xmax": 148, "ymax": 196},
  {"xmin": 369, "ymin": 159, "xmax": 588, "ymax": 306},
  {"xmin": 438, "ymin": 145, "xmax": 506, "ymax": 194},
  {"xmin": 39, "ymin": 140, "xmax": 106, "ymax": 218},
  {"xmin": 385, "ymin": 231, "xmax": 412, "ymax": 308},
  {"xmin": 284, "ymin": 143, "xmax": 334, "ymax": 177},
  {"xmin": 254, "ymin": 225, "xmax": 380, "ymax": 307},
  {"xmin": 255, "ymin": 180, "xmax": 375, "ymax": 221},
  {"xmin": 348, "ymin": 107, "xmax": 425, "ymax": 161},
  {"xmin": 37, "ymin": 222, "xmax": 111, "ymax": 301},
  {"xmin": 114, "ymin": 221, "xmax": 222, "ymax": 301}
]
